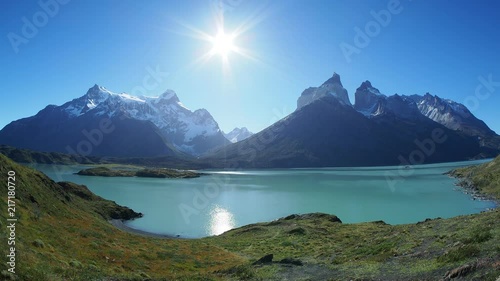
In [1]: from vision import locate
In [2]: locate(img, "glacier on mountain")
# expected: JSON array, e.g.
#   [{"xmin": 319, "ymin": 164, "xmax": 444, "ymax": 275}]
[{"xmin": 60, "ymin": 84, "xmax": 224, "ymax": 155}]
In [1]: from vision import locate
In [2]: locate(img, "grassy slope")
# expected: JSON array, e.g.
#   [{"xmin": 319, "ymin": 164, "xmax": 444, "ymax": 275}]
[
  {"xmin": 209, "ymin": 157, "xmax": 500, "ymax": 280},
  {"xmin": 209, "ymin": 212, "xmax": 500, "ymax": 280},
  {"xmin": 449, "ymin": 156, "xmax": 500, "ymax": 200},
  {"xmin": 0, "ymin": 154, "xmax": 243, "ymax": 281},
  {"xmin": 1, "ymin": 153, "xmax": 499, "ymax": 280}
]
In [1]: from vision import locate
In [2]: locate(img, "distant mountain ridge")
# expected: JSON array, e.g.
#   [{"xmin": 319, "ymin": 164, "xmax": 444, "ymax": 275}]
[
  {"xmin": 207, "ymin": 73, "xmax": 500, "ymax": 168},
  {"xmin": 354, "ymin": 81, "xmax": 424, "ymax": 121},
  {"xmin": 408, "ymin": 93, "xmax": 496, "ymax": 137},
  {"xmin": 1, "ymin": 74, "xmax": 498, "ymax": 166},
  {"xmin": 0, "ymin": 85, "xmax": 228, "ymax": 157},
  {"xmin": 223, "ymin": 127, "xmax": 254, "ymax": 143}
]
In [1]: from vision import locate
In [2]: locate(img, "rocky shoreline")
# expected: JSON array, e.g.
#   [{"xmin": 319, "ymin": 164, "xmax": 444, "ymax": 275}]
[
  {"xmin": 445, "ymin": 169, "xmax": 499, "ymax": 207},
  {"xmin": 108, "ymin": 219, "xmax": 182, "ymax": 239}
]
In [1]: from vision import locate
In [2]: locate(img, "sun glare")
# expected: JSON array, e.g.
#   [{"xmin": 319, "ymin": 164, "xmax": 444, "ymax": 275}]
[
  {"xmin": 208, "ymin": 205, "xmax": 235, "ymax": 236},
  {"xmin": 211, "ymin": 31, "xmax": 236, "ymax": 58},
  {"xmin": 170, "ymin": 4, "xmax": 269, "ymax": 72}
]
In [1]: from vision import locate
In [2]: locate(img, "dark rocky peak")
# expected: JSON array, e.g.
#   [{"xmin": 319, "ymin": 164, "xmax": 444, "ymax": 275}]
[
  {"xmin": 297, "ymin": 72, "xmax": 351, "ymax": 109},
  {"xmin": 321, "ymin": 72, "xmax": 342, "ymax": 86}
]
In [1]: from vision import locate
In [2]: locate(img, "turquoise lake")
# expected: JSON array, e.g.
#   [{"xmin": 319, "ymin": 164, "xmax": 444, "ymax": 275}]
[{"xmin": 31, "ymin": 159, "xmax": 497, "ymax": 238}]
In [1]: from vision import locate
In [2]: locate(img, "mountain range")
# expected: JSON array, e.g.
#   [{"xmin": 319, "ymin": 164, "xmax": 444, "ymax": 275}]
[
  {"xmin": 0, "ymin": 73, "xmax": 498, "ymax": 167},
  {"xmin": 206, "ymin": 73, "xmax": 500, "ymax": 167},
  {"xmin": 0, "ymin": 85, "xmax": 229, "ymax": 157}
]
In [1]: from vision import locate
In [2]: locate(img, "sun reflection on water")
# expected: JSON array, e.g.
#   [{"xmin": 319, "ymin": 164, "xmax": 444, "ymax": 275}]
[{"xmin": 208, "ymin": 205, "xmax": 236, "ymax": 236}]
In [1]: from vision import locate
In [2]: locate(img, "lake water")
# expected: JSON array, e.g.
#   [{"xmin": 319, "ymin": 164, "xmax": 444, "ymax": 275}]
[{"xmin": 30, "ymin": 160, "xmax": 496, "ymax": 238}]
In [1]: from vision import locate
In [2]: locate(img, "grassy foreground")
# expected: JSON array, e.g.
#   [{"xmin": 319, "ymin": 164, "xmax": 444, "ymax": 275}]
[
  {"xmin": 1, "ymin": 153, "xmax": 499, "ymax": 280},
  {"xmin": 0, "ymin": 154, "xmax": 243, "ymax": 281}
]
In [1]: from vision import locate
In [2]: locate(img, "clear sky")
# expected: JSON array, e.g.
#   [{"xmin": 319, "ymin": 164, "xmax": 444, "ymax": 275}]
[{"xmin": 1, "ymin": 0, "xmax": 499, "ymax": 134}]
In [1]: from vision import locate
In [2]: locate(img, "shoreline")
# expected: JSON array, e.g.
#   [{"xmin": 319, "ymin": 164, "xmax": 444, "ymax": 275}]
[
  {"xmin": 108, "ymin": 219, "xmax": 184, "ymax": 239},
  {"xmin": 446, "ymin": 171, "xmax": 500, "ymax": 209},
  {"xmin": 108, "ymin": 164, "xmax": 499, "ymax": 240},
  {"xmin": 76, "ymin": 166, "xmax": 204, "ymax": 179}
]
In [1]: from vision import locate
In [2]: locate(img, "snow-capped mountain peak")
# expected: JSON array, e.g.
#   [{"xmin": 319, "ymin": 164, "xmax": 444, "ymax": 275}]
[
  {"xmin": 88, "ymin": 84, "xmax": 110, "ymax": 94},
  {"xmin": 354, "ymin": 81, "xmax": 387, "ymax": 117},
  {"xmin": 415, "ymin": 93, "xmax": 470, "ymax": 118},
  {"xmin": 410, "ymin": 93, "xmax": 496, "ymax": 137},
  {"xmin": 62, "ymin": 84, "xmax": 113, "ymax": 116},
  {"xmin": 354, "ymin": 81, "xmax": 424, "ymax": 120},
  {"xmin": 223, "ymin": 127, "xmax": 254, "ymax": 143},
  {"xmin": 60, "ymin": 85, "xmax": 227, "ymax": 155},
  {"xmin": 156, "ymin": 89, "xmax": 180, "ymax": 103}
]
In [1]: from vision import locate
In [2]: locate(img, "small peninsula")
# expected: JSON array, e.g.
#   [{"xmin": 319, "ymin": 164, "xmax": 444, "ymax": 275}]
[{"xmin": 76, "ymin": 166, "xmax": 203, "ymax": 179}]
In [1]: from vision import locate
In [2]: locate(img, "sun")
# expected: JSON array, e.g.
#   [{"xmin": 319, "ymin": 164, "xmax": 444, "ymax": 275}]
[
  {"xmin": 169, "ymin": 6, "xmax": 268, "ymax": 71},
  {"xmin": 210, "ymin": 30, "xmax": 236, "ymax": 58}
]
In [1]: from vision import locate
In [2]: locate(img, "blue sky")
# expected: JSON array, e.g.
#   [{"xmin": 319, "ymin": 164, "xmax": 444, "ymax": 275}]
[{"xmin": 1, "ymin": 0, "xmax": 499, "ymax": 134}]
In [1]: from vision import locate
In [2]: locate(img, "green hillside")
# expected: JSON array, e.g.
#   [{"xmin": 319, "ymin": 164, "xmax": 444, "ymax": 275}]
[
  {"xmin": 0, "ymin": 145, "xmax": 98, "ymax": 165},
  {"xmin": 449, "ymin": 156, "xmax": 500, "ymax": 200},
  {"xmin": 1, "ymin": 154, "xmax": 499, "ymax": 280},
  {"xmin": 0, "ymin": 154, "xmax": 242, "ymax": 280}
]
